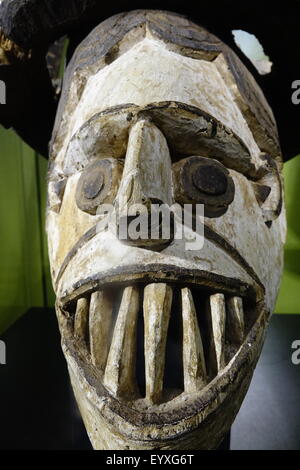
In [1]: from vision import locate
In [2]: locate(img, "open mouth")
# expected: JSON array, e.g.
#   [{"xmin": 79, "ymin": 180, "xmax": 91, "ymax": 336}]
[{"xmin": 58, "ymin": 269, "xmax": 260, "ymax": 413}]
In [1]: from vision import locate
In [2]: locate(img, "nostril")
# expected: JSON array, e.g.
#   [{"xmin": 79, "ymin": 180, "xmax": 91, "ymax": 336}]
[
  {"xmin": 116, "ymin": 200, "xmax": 174, "ymax": 249},
  {"xmin": 149, "ymin": 198, "xmax": 164, "ymax": 205}
]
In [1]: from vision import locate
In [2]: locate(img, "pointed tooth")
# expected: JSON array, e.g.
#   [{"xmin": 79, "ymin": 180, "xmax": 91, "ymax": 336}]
[
  {"xmin": 89, "ymin": 291, "xmax": 113, "ymax": 371},
  {"xmin": 226, "ymin": 296, "xmax": 244, "ymax": 344},
  {"xmin": 103, "ymin": 286, "xmax": 139, "ymax": 398},
  {"xmin": 74, "ymin": 298, "xmax": 89, "ymax": 340},
  {"xmin": 143, "ymin": 283, "xmax": 172, "ymax": 404},
  {"xmin": 209, "ymin": 293, "xmax": 226, "ymax": 373},
  {"xmin": 181, "ymin": 288, "xmax": 206, "ymax": 392}
]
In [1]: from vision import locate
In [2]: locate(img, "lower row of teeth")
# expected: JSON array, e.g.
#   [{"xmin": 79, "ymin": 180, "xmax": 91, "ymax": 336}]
[{"xmin": 72, "ymin": 284, "xmax": 245, "ymax": 405}]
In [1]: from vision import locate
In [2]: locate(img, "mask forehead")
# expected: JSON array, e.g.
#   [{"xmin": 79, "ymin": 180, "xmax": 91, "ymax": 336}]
[
  {"xmin": 57, "ymin": 38, "xmax": 261, "ymax": 166},
  {"xmin": 51, "ymin": 10, "xmax": 280, "ymax": 165}
]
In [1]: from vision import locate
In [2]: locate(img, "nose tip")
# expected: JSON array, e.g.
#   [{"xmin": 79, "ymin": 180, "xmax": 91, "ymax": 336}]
[{"xmin": 116, "ymin": 198, "xmax": 174, "ymax": 249}]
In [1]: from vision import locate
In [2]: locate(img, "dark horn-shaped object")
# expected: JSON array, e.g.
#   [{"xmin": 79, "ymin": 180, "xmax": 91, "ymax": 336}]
[
  {"xmin": 0, "ymin": 30, "xmax": 57, "ymax": 157},
  {"xmin": 0, "ymin": 0, "xmax": 101, "ymax": 49},
  {"xmin": 0, "ymin": 0, "xmax": 108, "ymax": 156}
]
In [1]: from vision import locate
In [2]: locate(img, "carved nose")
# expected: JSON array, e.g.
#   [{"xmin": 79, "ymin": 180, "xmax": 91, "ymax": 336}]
[{"xmin": 115, "ymin": 119, "xmax": 174, "ymax": 249}]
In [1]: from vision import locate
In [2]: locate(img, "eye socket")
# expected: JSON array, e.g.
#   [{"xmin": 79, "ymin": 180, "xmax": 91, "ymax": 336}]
[
  {"xmin": 76, "ymin": 159, "xmax": 123, "ymax": 215},
  {"xmin": 173, "ymin": 156, "xmax": 235, "ymax": 218}
]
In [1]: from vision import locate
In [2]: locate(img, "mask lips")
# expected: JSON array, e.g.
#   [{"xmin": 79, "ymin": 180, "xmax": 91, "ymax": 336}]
[{"xmin": 57, "ymin": 269, "xmax": 261, "ymax": 409}]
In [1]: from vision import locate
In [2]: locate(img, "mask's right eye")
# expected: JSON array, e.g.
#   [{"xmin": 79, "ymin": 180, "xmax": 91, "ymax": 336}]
[{"xmin": 76, "ymin": 158, "xmax": 123, "ymax": 215}]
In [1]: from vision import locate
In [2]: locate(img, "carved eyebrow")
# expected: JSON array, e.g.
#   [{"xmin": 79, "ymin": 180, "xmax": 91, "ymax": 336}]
[{"xmin": 63, "ymin": 101, "xmax": 261, "ymax": 178}]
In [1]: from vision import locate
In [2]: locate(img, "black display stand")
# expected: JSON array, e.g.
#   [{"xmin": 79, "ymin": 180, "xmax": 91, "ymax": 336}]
[{"xmin": 0, "ymin": 309, "xmax": 299, "ymax": 450}]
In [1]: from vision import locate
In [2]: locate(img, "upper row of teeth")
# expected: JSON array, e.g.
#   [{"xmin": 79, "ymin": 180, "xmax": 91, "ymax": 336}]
[{"xmin": 72, "ymin": 284, "xmax": 245, "ymax": 405}]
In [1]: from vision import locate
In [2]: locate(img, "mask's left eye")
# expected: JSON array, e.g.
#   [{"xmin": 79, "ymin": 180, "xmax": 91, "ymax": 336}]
[{"xmin": 76, "ymin": 158, "xmax": 123, "ymax": 215}]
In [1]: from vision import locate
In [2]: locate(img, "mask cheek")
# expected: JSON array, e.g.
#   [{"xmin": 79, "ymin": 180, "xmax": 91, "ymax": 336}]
[
  {"xmin": 205, "ymin": 170, "xmax": 285, "ymax": 309},
  {"xmin": 47, "ymin": 174, "xmax": 95, "ymax": 279}
]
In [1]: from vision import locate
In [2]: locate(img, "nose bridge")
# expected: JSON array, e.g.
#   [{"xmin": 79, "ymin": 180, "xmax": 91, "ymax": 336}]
[
  {"xmin": 114, "ymin": 118, "xmax": 174, "ymax": 247},
  {"xmin": 116, "ymin": 119, "xmax": 173, "ymax": 214}
]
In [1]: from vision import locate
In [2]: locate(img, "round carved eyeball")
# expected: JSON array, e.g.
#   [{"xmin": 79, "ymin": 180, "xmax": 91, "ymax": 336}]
[
  {"xmin": 192, "ymin": 164, "xmax": 228, "ymax": 195},
  {"xmin": 173, "ymin": 156, "xmax": 235, "ymax": 217},
  {"xmin": 76, "ymin": 159, "xmax": 123, "ymax": 215},
  {"xmin": 82, "ymin": 171, "xmax": 104, "ymax": 200}
]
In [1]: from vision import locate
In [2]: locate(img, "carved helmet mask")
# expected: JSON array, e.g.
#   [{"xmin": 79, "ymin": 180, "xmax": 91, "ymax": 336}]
[{"xmin": 46, "ymin": 11, "xmax": 286, "ymax": 449}]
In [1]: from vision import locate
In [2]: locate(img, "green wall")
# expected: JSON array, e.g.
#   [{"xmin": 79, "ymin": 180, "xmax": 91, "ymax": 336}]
[
  {"xmin": 275, "ymin": 157, "xmax": 300, "ymax": 313},
  {"xmin": 0, "ymin": 127, "xmax": 299, "ymax": 333},
  {"xmin": 0, "ymin": 127, "xmax": 54, "ymax": 333}
]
